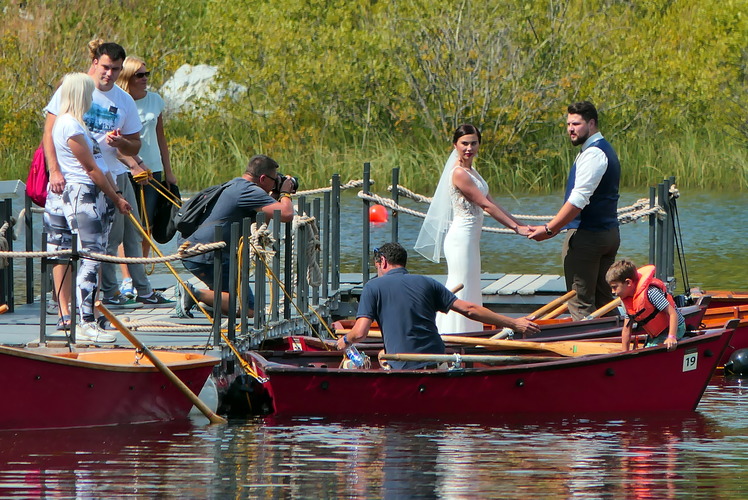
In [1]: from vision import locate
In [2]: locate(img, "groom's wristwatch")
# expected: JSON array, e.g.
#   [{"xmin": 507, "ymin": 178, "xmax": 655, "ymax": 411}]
[{"xmin": 544, "ymin": 224, "xmax": 553, "ymax": 236}]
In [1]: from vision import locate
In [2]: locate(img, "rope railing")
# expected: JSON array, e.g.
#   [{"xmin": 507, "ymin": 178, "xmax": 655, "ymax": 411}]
[
  {"xmin": 361, "ymin": 185, "xmax": 668, "ymax": 234},
  {"xmin": 0, "ymin": 241, "xmax": 225, "ymax": 264},
  {"xmin": 294, "ymin": 179, "xmax": 372, "ymax": 197}
]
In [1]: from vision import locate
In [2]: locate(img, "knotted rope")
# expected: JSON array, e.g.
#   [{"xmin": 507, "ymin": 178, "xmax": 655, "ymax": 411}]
[{"xmin": 293, "ymin": 213, "xmax": 322, "ymax": 287}]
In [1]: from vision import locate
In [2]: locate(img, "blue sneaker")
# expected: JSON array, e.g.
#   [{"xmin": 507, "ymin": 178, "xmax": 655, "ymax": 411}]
[{"xmin": 119, "ymin": 278, "xmax": 135, "ymax": 298}]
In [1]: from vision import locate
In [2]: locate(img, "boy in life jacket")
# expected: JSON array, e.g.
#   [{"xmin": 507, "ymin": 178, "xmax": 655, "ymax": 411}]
[{"xmin": 606, "ymin": 259, "xmax": 685, "ymax": 351}]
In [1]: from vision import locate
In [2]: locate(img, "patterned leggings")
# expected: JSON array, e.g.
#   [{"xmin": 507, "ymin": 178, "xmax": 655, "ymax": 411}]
[{"xmin": 61, "ymin": 183, "xmax": 114, "ymax": 323}]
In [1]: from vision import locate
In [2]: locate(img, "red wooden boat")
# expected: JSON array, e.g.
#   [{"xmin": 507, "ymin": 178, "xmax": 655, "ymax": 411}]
[
  {"xmin": 242, "ymin": 324, "xmax": 735, "ymax": 418},
  {"xmin": 1, "ymin": 347, "xmax": 219, "ymax": 430},
  {"xmin": 692, "ymin": 289, "xmax": 748, "ymax": 309},
  {"xmin": 328, "ymin": 301, "xmax": 707, "ymax": 346},
  {"xmin": 699, "ymin": 304, "xmax": 748, "ymax": 365}
]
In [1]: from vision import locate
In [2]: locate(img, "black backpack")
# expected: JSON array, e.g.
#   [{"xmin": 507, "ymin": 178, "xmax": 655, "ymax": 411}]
[{"xmin": 174, "ymin": 181, "xmax": 231, "ymax": 238}]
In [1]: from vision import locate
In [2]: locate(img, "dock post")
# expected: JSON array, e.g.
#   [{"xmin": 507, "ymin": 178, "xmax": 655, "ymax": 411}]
[
  {"xmin": 25, "ymin": 195, "xmax": 34, "ymax": 304},
  {"xmin": 39, "ymin": 234, "xmax": 48, "ymax": 343},
  {"xmin": 665, "ymin": 176, "xmax": 677, "ymax": 289},
  {"xmin": 391, "ymin": 167, "xmax": 400, "ymax": 243},
  {"xmin": 240, "ymin": 218, "xmax": 252, "ymax": 339},
  {"xmin": 296, "ymin": 196, "xmax": 309, "ymax": 321},
  {"xmin": 0, "ymin": 199, "xmax": 13, "ymax": 312},
  {"xmin": 312, "ymin": 197, "xmax": 321, "ymax": 306},
  {"xmin": 331, "ymin": 175, "xmax": 341, "ymax": 293},
  {"xmin": 322, "ymin": 191, "xmax": 330, "ymax": 300},
  {"xmin": 655, "ymin": 181, "xmax": 667, "ymax": 283},
  {"xmin": 253, "ymin": 213, "xmax": 266, "ymax": 331},
  {"xmin": 227, "ymin": 222, "xmax": 240, "ymax": 341},
  {"xmin": 284, "ymin": 213, "xmax": 293, "ymax": 320},
  {"xmin": 648, "ymin": 186, "xmax": 656, "ymax": 265},
  {"xmin": 212, "ymin": 225, "xmax": 223, "ymax": 346},
  {"xmin": 271, "ymin": 209, "xmax": 281, "ymax": 323},
  {"xmin": 362, "ymin": 162, "xmax": 371, "ymax": 284},
  {"xmin": 661, "ymin": 178, "xmax": 674, "ymax": 287}
]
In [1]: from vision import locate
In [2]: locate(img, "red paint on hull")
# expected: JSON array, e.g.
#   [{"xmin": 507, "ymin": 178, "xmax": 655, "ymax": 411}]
[
  {"xmin": 247, "ymin": 329, "xmax": 732, "ymax": 417},
  {"xmin": 1, "ymin": 348, "xmax": 219, "ymax": 430}
]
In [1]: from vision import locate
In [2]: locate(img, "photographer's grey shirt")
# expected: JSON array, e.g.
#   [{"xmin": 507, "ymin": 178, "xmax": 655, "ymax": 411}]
[{"xmin": 179, "ymin": 177, "xmax": 276, "ymax": 264}]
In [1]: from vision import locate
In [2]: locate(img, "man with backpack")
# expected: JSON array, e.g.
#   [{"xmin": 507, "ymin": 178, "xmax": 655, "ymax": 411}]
[{"xmin": 176, "ymin": 154, "xmax": 296, "ymax": 318}]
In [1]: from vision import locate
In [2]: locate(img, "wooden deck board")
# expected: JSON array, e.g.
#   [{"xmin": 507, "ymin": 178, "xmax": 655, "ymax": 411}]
[{"xmin": 0, "ymin": 271, "xmax": 566, "ymax": 347}]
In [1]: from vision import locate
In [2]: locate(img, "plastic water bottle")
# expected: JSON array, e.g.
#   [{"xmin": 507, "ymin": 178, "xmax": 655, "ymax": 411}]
[{"xmin": 345, "ymin": 345, "xmax": 365, "ymax": 368}]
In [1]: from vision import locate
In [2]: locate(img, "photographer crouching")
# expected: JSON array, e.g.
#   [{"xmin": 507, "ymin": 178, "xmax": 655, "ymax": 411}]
[{"xmin": 176, "ymin": 154, "xmax": 297, "ymax": 318}]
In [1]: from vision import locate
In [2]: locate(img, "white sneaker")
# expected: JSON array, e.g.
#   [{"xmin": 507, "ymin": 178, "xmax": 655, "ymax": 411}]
[{"xmin": 76, "ymin": 322, "xmax": 117, "ymax": 343}]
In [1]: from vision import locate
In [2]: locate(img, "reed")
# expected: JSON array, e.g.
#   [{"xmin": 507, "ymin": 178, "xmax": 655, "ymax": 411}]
[{"xmin": 165, "ymin": 118, "xmax": 747, "ymax": 195}]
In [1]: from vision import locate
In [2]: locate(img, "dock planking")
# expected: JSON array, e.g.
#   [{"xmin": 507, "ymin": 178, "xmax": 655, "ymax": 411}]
[{"xmin": 1, "ymin": 271, "xmax": 566, "ymax": 348}]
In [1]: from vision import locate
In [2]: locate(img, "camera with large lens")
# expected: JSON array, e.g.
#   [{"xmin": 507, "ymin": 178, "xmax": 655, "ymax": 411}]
[{"xmin": 275, "ymin": 173, "xmax": 299, "ymax": 194}]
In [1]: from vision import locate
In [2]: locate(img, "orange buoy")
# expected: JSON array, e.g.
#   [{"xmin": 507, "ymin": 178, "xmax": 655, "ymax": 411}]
[{"xmin": 369, "ymin": 204, "xmax": 388, "ymax": 223}]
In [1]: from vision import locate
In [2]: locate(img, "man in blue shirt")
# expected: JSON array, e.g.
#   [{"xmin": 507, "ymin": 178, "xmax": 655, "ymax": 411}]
[{"xmin": 336, "ymin": 243, "xmax": 540, "ymax": 369}]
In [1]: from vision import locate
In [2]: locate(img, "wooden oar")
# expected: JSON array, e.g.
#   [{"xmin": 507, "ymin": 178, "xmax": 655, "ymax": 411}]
[
  {"xmin": 529, "ymin": 290, "xmax": 577, "ymax": 319},
  {"xmin": 380, "ymin": 353, "xmax": 557, "ymax": 366},
  {"xmin": 489, "ymin": 290, "xmax": 577, "ymax": 339},
  {"xmin": 539, "ymin": 303, "xmax": 569, "ymax": 321},
  {"xmin": 367, "ymin": 331, "xmax": 620, "ymax": 357},
  {"xmin": 584, "ymin": 297, "xmax": 623, "ymax": 320},
  {"xmin": 96, "ymin": 301, "xmax": 227, "ymax": 425}
]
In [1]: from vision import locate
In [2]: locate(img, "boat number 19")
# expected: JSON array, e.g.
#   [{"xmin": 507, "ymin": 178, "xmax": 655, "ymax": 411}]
[{"xmin": 682, "ymin": 349, "xmax": 698, "ymax": 372}]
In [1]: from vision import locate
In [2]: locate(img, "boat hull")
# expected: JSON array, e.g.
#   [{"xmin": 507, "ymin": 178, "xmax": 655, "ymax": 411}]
[
  {"xmin": 246, "ymin": 328, "xmax": 732, "ymax": 417},
  {"xmin": 1, "ymin": 348, "xmax": 219, "ymax": 430}
]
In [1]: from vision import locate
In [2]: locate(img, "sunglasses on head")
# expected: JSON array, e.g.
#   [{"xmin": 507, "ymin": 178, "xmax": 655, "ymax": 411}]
[
  {"xmin": 373, "ymin": 247, "xmax": 381, "ymax": 262},
  {"xmin": 134, "ymin": 71, "xmax": 151, "ymax": 79}
]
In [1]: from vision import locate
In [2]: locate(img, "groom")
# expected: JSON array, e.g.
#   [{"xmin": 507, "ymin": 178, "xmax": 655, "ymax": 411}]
[{"xmin": 527, "ymin": 101, "xmax": 621, "ymax": 320}]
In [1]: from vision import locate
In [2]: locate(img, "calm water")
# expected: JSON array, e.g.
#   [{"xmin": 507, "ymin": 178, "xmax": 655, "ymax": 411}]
[
  {"xmin": 1, "ymin": 376, "xmax": 747, "ymax": 498},
  {"xmin": 2, "ymin": 188, "xmax": 745, "ymax": 498},
  {"xmin": 343, "ymin": 188, "xmax": 747, "ymax": 291},
  {"xmin": 10, "ymin": 188, "xmax": 745, "ymax": 291}
]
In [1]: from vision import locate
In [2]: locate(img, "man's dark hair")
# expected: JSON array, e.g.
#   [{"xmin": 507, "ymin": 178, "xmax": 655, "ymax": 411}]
[
  {"xmin": 452, "ymin": 123, "xmax": 481, "ymax": 144},
  {"xmin": 375, "ymin": 242, "xmax": 407, "ymax": 267},
  {"xmin": 246, "ymin": 154, "xmax": 279, "ymax": 177},
  {"xmin": 567, "ymin": 101, "xmax": 598, "ymax": 125},
  {"xmin": 93, "ymin": 42, "xmax": 126, "ymax": 62}
]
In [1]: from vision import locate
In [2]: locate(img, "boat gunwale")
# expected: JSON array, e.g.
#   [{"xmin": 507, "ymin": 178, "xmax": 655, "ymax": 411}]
[
  {"xmin": 248, "ymin": 327, "xmax": 732, "ymax": 378},
  {"xmin": 0, "ymin": 345, "xmax": 220, "ymax": 373}
]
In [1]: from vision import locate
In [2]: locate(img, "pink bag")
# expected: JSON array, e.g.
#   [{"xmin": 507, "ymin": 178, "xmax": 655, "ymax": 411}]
[{"xmin": 25, "ymin": 142, "xmax": 48, "ymax": 207}]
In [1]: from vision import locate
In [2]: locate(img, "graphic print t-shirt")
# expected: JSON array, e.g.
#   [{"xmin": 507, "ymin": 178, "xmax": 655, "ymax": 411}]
[{"xmin": 46, "ymin": 83, "xmax": 141, "ymax": 176}]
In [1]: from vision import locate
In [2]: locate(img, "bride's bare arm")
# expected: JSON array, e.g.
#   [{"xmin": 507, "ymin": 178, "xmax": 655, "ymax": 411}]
[{"xmin": 452, "ymin": 168, "xmax": 527, "ymax": 234}]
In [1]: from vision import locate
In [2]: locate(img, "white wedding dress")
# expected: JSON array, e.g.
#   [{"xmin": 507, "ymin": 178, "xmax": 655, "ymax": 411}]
[{"xmin": 436, "ymin": 167, "xmax": 487, "ymax": 334}]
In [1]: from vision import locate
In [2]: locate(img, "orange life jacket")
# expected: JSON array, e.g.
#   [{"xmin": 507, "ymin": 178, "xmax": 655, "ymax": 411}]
[{"xmin": 620, "ymin": 265, "xmax": 675, "ymax": 337}]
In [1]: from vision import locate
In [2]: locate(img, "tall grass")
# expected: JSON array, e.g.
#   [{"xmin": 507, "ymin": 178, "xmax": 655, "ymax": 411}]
[{"xmin": 167, "ymin": 118, "xmax": 748, "ymax": 195}]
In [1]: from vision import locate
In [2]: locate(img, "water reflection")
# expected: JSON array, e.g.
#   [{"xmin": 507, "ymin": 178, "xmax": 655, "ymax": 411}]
[{"xmin": 2, "ymin": 391, "xmax": 748, "ymax": 498}]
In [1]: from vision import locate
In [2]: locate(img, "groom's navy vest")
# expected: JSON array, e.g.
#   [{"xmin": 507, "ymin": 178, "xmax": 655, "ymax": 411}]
[{"xmin": 563, "ymin": 138, "xmax": 620, "ymax": 231}]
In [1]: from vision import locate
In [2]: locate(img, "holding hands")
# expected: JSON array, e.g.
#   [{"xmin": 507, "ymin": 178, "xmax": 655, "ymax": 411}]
[{"xmin": 526, "ymin": 225, "xmax": 555, "ymax": 241}]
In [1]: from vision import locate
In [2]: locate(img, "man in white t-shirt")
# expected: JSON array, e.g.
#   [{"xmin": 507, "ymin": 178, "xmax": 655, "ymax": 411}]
[{"xmin": 44, "ymin": 42, "xmax": 173, "ymax": 313}]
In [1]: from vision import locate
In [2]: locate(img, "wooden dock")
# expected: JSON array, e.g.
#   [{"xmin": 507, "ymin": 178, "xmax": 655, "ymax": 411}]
[
  {"xmin": 0, "ymin": 173, "xmax": 677, "ymax": 354},
  {"xmin": 0, "ymin": 270, "xmax": 565, "ymax": 349}
]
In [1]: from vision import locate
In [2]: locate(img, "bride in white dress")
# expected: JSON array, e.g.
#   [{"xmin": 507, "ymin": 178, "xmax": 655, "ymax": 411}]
[{"xmin": 415, "ymin": 124, "xmax": 528, "ymax": 333}]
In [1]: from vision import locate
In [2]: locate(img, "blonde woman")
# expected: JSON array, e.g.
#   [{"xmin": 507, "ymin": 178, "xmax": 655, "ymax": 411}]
[
  {"xmin": 116, "ymin": 56, "xmax": 176, "ymax": 255},
  {"xmin": 52, "ymin": 72, "xmax": 131, "ymax": 342}
]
